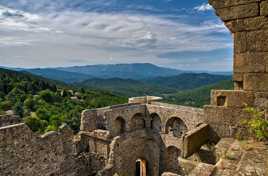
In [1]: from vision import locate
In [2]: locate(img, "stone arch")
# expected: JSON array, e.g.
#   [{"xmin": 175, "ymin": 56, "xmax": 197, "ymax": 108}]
[
  {"xmin": 130, "ymin": 113, "xmax": 146, "ymax": 130},
  {"xmin": 113, "ymin": 116, "xmax": 126, "ymax": 136},
  {"xmin": 164, "ymin": 146, "xmax": 181, "ymax": 173},
  {"xmin": 150, "ymin": 113, "xmax": 162, "ymax": 133},
  {"xmin": 165, "ymin": 117, "xmax": 188, "ymax": 138}
]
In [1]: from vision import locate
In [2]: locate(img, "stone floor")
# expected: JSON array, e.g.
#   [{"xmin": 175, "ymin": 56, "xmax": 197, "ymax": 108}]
[
  {"xmin": 213, "ymin": 139, "xmax": 268, "ymax": 176},
  {"xmin": 171, "ymin": 139, "xmax": 268, "ymax": 176}
]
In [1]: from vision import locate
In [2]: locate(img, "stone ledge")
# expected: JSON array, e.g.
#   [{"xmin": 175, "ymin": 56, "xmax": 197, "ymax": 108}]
[
  {"xmin": 209, "ymin": 0, "xmax": 261, "ymax": 9},
  {"xmin": 215, "ymin": 3, "xmax": 259, "ymax": 22},
  {"xmin": 210, "ymin": 90, "xmax": 255, "ymax": 108}
]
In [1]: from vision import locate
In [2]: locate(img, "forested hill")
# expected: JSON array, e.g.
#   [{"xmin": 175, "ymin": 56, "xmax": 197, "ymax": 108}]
[
  {"xmin": 0, "ymin": 68, "xmax": 127, "ymax": 132},
  {"xmin": 164, "ymin": 80, "xmax": 233, "ymax": 107},
  {"xmin": 144, "ymin": 73, "xmax": 231, "ymax": 90},
  {"xmin": 78, "ymin": 73, "xmax": 231, "ymax": 97}
]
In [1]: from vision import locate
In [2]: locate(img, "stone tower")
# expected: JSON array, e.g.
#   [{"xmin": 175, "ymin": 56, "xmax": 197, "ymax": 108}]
[{"xmin": 204, "ymin": 0, "xmax": 268, "ymax": 138}]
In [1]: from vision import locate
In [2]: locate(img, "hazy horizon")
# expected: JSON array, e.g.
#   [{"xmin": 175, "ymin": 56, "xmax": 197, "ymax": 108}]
[{"xmin": 0, "ymin": 0, "xmax": 232, "ymax": 71}]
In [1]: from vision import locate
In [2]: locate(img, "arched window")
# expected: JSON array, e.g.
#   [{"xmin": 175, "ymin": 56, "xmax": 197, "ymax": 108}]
[
  {"xmin": 165, "ymin": 117, "xmax": 188, "ymax": 138},
  {"xmin": 114, "ymin": 116, "xmax": 126, "ymax": 136},
  {"xmin": 150, "ymin": 113, "xmax": 161, "ymax": 133},
  {"xmin": 130, "ymin": 113, "xmax": 146, "ymax": 130}
]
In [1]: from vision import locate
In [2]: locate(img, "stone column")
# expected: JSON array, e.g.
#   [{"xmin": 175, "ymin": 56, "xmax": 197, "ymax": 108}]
[
  {"xmin": 204, "ymin": 0, "xmax": 268, "ymax": 139},
  {"xmin": 209, "ymin": 0, "xmax": 268, "ymax": 92}
]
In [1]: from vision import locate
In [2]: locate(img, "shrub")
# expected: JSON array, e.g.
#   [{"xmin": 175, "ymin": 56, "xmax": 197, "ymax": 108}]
[
  {"xmin": 24, "ymin": 116, "xmax": 48, "ymax": 132},
  {"xmin": 243, "ymin": 106, "xmax": 268, "ymax": 141}
]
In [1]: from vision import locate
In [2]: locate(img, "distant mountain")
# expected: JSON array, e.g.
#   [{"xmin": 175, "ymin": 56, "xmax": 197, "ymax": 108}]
[
  {"xmin": 78, "ymin": 73, "xmax": 231, "ymax": 97},
  {"xmin": 24, "ymin": 68, "xmax": 93, "ymax": 83},
  {"xmin": 77, "ymin": 78, "xmax": 175, "ymax": 97},
  {"xmin": 56, "ymin": 63, "xmax": 183, "ymax": 80},
  {"xmin": 143, "ymin": 73, "xmax": 231, "ymax": 90}
]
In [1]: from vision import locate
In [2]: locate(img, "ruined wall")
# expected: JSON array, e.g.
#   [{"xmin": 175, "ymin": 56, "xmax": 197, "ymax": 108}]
[
  {"xmin": 147, "ymin": 102, "xmax": 205, "ymax": 131},
  {"xmin": 109, "ymin": 130, "xmax": 162, "ymax": 176},
  {"xmin": 0, "ymin": 123, "xmax": 88, "ymax": 176},
  {"xmin": 204, "ymin": 0, "xmax": 268, "ymax": 139},
  {"xmin": 0, "ymin": 114, "xmax": 20, "ymax": 127},
  {"xmin": 209, "ymin": 0, "xmax": 268, "ymax": 92}
]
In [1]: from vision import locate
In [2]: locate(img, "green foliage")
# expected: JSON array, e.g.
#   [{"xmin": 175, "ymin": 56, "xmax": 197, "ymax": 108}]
[
  {"xmin": 243, "ymin": 106, "xmax": 268, "ymax": 141},
  {"xmin": 23, "ymin": 116, "xmax": 48, "ymax": 132},
  {"xmin": 12, "ymin": 101, "xmax": 24, "ymax": 118},
  {"xmin": 0, "ymin": 68, "xmax": 127, "ymax": 133},
  {"xmin": 39, "ymin": 90, "xmax": 55, "ymax": 103}
]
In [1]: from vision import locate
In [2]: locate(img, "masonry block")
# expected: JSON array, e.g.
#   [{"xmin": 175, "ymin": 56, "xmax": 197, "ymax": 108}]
[
  {"xmin": 226, "ymin": 16, "xmax": 268, "ymax": 33},
  {"xmin": 247, "ymin": 29, "xmax": 268, "ymax": 52},
  {"xmin": 261, "ymin": 0, "xmax": 268, "ymax": 16},
  {"xmin": 234, "ymin": 52, "xmax": 267, "ymax": 73},
  {"xmin": 244, "ymin": 73, "xmax": 268, "ymax": 91},
  {"xmin": 182, "ymin": 124, "xmax": 210, "ymax": 158},
  {"xmin": 203, "ymin": 105, "xmax": 251, "ymax": 138},
  {"xmin": 209, "ymin": 0, "xmax": 260, "ymax": 9},
  {"xmin": 234, "ymin": 32, "xmax": 247, "ymax": 54},
  {"xmin": 211, "ymin": 90, "xmax": 255, "ymax": 107},
  {"xmin": 215, "ymin": 3, "xmax": 259, "ymax": 22}
]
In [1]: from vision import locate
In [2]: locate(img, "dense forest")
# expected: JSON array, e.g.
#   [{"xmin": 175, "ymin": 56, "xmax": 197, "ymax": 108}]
[{"xmin": 0, "ymin": 68, "xmax": 127, "ymax": 133}]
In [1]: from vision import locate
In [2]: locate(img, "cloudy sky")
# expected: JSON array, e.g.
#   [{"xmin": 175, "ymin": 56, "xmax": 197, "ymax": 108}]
[{"xmin": 0, "ymin": 0, "xmax": 233, "ymax": 71}]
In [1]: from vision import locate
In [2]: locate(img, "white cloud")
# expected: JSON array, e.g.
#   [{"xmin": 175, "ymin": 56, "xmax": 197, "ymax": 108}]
[
  {"xmin": 194, "ymin": 3, "xmax": 213, "ymax": 12},
  {"xmin": 0, "ymin": 4, "xmax": 231, "ymax": 70}
]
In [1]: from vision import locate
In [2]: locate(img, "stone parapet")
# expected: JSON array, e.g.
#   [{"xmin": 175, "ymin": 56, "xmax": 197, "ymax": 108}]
[{"xmin": 210, "ymin": 90, "xmax": 255, "ymax": 107}]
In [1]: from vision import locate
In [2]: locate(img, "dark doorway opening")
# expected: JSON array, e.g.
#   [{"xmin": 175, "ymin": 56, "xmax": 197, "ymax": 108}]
[{"xmin": 135, "ymin": 159, "xmax": 147, "ymax": 176}]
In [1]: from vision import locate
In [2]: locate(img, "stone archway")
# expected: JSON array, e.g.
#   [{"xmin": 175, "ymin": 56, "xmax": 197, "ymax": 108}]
[
  {"xmin": 165, "ymin": 117, "xmax": 188, "ymax": 138},
  {"xmin": 150, "ymin": 113, "xmax": 161, "ymax": 133},
  {"xmin": 130, "ymin": 113, "xmax": 146, "ymax": 131}
]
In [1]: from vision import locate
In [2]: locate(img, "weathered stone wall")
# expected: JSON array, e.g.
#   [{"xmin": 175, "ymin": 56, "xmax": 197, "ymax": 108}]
[
  {"xmin": 0, "ymin": 114, "xmax": 20, "ymax": 127},
  {"xmin": 147, "ymin": 102, "xmax": 205, "ymax": 131},
  {"xmin": 209, "ymin": 0, "xmax": 268, "ymax": 92},
  {"xmin": 108, "ymin": 130, "xmax": 162, "ymax": 176},
  {"xmin": 205, "ymin": 0, "xmax": 268, "ymax": 138},
  {"xmin": 0, "ymin": 123, "xmax": 88, "ymax": 176}
]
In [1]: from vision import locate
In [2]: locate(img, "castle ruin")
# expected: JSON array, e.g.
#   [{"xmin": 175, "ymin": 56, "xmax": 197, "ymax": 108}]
[{"xmin": 1, "ymin": 0, "xmax": 268, "ymax": 176}]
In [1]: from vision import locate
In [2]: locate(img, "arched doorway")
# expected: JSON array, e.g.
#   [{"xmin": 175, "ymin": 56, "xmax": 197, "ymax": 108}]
[
  {"xmin": 114, "ymin": 116, "xmax": 126, "ymax": 136},
  {"xmin": 135, "ymin": 159, "xmax": 147, "ymax": 176},
  {"xmin": 150, "ymin": 113, "xmax": 161, "ymax": 133},
  {"xmin": 130, "ymin": 113, "xmax": 146, "ymax": 131},
  {"xmin": 165, "ymin": 117, "xmax": 188, "ymax": 138}
]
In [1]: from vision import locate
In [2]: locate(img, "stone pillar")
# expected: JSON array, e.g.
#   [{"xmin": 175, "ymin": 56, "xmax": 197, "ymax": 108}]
[
  {"xmin": 204, "ymin": 0, "xmax": 268, "ymax": 139},
  {"xmin": 209, "ymin": 0, "xmax": 268, "ymax": 92}
]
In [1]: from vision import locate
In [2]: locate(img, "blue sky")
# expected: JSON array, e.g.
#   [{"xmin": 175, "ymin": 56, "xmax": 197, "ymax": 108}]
[{"xmin": 0, "ymin": 0, "xmax": 233, "ymax": 71}]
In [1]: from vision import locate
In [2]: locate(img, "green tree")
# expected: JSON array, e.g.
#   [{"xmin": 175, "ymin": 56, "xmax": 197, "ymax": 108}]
[
  {"xmin": 24, "ymin": 116, "xmax": 48, "ymax": 132},
  {"xmin": 13, "ymin": 101, "xmax": 24, "ymax": 118},
  {"xmin": 24, "ymin": 96, "xmax": 36, "ymax": 112},
  {"xmin": 39, "ymin": 90, "xmax": 55, "ymax": 103}
]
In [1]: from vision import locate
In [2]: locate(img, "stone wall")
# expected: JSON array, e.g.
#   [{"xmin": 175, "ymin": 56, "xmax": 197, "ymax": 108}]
[
  {"xmin": 0, "ymin": 123, "xmax": 88, "ymax": 176},
  {"xmin": 205, "ymin": 0, "xmax": 268, "ymax": 138},
  {"xmin": 147, "ymin": 102, "xmax": 205, "ymax": 131},
  {"xmin": 0, "ymin": 114, "xmax": 21, "ymax": 127}
]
